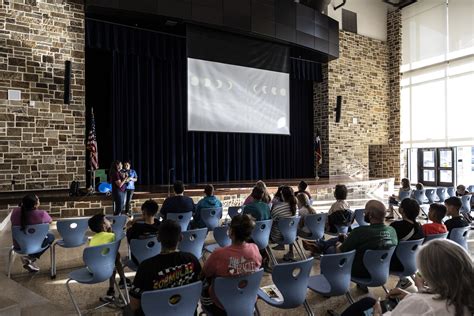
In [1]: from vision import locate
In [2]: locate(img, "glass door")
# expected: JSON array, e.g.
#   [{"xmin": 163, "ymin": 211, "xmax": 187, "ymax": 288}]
[
  {"xmin": 438, "ymin": 148, "xmax": 454, "ymax": 186},
  {"xmin": 417, "ymin": 148, "xmax": 455, "ymax": 186}
]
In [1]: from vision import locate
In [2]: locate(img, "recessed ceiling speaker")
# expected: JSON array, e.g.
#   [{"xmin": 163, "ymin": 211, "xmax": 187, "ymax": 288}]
[
  {"xmin": 335, "ymin": 95, "xmax": 342, "ymax": 123},
  {"xmin": 64, "ymin": 60, "xmax": 71, "ymax": 104}
]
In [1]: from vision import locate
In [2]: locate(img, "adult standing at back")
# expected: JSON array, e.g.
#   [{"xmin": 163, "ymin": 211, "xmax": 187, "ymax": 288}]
[
  {"xmin": 109, "ymin": 160, "xmax": 129, "ymax": 215},
  {"xmin": 192, "ymin": 184, "xmax": 222, "ymax": 229},
  {"xmin": 160, "ymin": 181, "xmax": 195, "ymax": 219}
]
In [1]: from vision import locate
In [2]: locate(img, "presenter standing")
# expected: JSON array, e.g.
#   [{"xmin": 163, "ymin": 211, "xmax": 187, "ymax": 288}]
[
  {"xmin": 109, "ymin": 160, "xmax": 128, "ymax": 215},
  {"xmin": 123, "ymin": 160, "xmax": 138, "ymax": 215}
]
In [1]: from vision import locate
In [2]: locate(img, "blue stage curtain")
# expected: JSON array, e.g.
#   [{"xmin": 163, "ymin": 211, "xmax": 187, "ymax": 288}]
[{"xmin": 86, "ymin": 19, "xmax": 316, "ymax": 185}]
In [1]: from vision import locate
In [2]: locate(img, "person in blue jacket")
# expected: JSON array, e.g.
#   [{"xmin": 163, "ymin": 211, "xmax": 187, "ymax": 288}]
[
  {"xmin": 123, "ymin": 160, "xmax": 138, "ymax": 215},
  {"xmin": 192, "ymin": 184, "xmax": 222, "ymax": 228}
]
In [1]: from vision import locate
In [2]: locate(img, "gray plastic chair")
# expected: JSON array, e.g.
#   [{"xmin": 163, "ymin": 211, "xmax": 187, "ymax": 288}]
[
  {"xmin": 460, "ymin": 195, "xmax": 471, "ymax": 214},
  {"xmin": 141, "ymin": 281, "xmax": 202, "ymax": 316},
  {"xmin": 307, "ymin": 250, "xmax": 356, "ymax": 304},
  {"xmin": 390, "ymin": 239, "xmax": 423, "ymax": 278},
  {"xmin": 204, "ymin": 225, "xmax": 231, "ymax": 254},
  {"xmin": 257, "ymin": 257, "xmax": 315, "ymax": 316},
  {"xmin": 399, "ymin": 190, "xmax": 411, "ymax": 201},
  {"xmin": 251, "ymin": 219, "xmax": 273, "ymax": 250},
  {"xmin": 268, "ymin": 216, "xmax": 306, "ymax": 263},
  {"xmin": 302, "ymin": 213, "xmax": 326, "ymax": 240},
  {"xmin": 168, "ymin": 212, "xmax": 192, "ymax": 232},
  {"xmin": 8, "ymin": 224, "xmax": 51, "ymax": 278},
  {"xmin": 425, "ymin": 189, "xmax": 436, "ymax": 204},
  {"xmin": 423, "ymin": 232, "xmax": 448, "ymax": 244},
  {"xmin": 468, "ymin": 185, "xmax": 474, "ymax": 193},
  {"xmin": 351, "ymin": 246, "xmax": 396, "ymax": 294},
  {"xmin": 447, "ymin": 187, "xmax": 456, "ymax": 197},
  {"xmin": 448, "ymin": 226, "xmax": 470, "ymax": 250},
  {"xmin": 352, "ymin": 209, "xmax": 369, "ymax": 228},
  {"xmin": 201, "ymin": 207, "xmax": 223, "ymax": 231},
  {"xmin": 125, "ymin": 237, "xmax": 162, "ymax": 271},
  {"xmin": 178, "ymin": 228, "xmax": 207, "ymax": 259},
  {"xmin": 51, "ymin": 218, "xmax": 89, "ymax": 279},
  {"xmin": 66, "ymin": 240, "xmax": 127, "ymax": 315},
  {"xmin": 212, "ymin": 269, "xmax": 264, "ymax": 316},
  {"xmin": 413, "ymin": 190, "xmax": 427, "ymax": 205},
  {"xmin": 227, "ymin": 206, "xmax": 243, "ymax": 219},
  {"xmin": 106, "ymin": 215, "xmax": 128, "ymax": 239},
  {"xmin": 436, "ymin": 187, "xmax": 448, "ymax": 203}
]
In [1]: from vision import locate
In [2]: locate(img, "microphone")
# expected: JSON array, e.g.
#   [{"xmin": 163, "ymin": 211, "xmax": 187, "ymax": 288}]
[{"xmin": 168, "ymin": 168, "xmax": 174, "ymax": 197}]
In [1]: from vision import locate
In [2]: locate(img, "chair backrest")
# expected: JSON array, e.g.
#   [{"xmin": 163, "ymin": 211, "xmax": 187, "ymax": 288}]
[
  {"xmin": 178, "ymin": 228, "xmax": 207, "ymax": 259},
  {"xmin": 57, "ymin": 218, "xmax": 89, "ymax": 247},
  {"xmin": 304, "ymin": 213, "xmax": 327, "ymax": 240},
  {"xmin": 425, "ymin": 189, "xmax": 436, "ymax": 204},
  {"xmin": 83, "ymin": 240, "xmax": 121, "ymax": 283},
  {"xmin": 277, "ymin": 216, "xmax": 301, "ymax": 245},
  {"xmin": 353, "ymin": 209, "xmax": 368, "ymax": 226},
  {"xmin": 106, "ymin": 215, "xmax": 128, "ymax": 238},
  {"xmin": 228, "ymin": 206, "xmax": 243, "ymax": 219},
  {"xmin": 460, "ymin": 195, "xmax": 471, "ymax": 214},
  {"xmin": 436, "ymin": 187, "xmax": 448, "ymax": 203},
  {"xmin": 335, "ymin": 225, "xmax": 349, "ymax": 234},
  {"xmin": 167, "ymin": 212, "xmax": 192, "ymax": 232},
  {"xmin": 141, "ymin": 281, "xmax": 202, "ymax": 316},
  {"xmin": 362, "ymin": 246, "xmax": 396, "ymax": 286},
  {"xmin": 251, "ymin": 220, "xmax": 273, "ymax": 250},
  {"xmin": 214, "ymin": 269, "xmax": 264, "ymax": 316},
  {"xmin": 320, "ymin": 250, "xmax": 356, "ymax": 296},
  {"xmin": 393, "ymin": 239, "xmax": 424, "ymax": 276},
  {"xmin": 201, "ymin": 207, "xmax": 223, "ymax": 231},
  {"xmin": 448, "ymin": 226, "xmax": 470, "ymax": 250},
  {"xmin": 447, "ymin": 187, "xmax": 456, "ymax": 197},
  {"xmin": 399, "ymin": 190, "xmax": 411, "ymax": 201},
  {"xmin": 468, "ymin": 185, "xmax": 474, "ymax": 193},
  {"xmin": 271, "ymin": 257, "xmax": 314, "ymax": 308},
  {"xmin": 413, "ymin": 189, "xmax": 426, "ymax": 205},
  {"xmin": 12, "ymin": 224, "xmax": 50, "ymax": 254},
  {"xmin": 424, "ymin": 232, "xmax": 448, "ymax": 243},
  {"xmin": 130, "ymin": 237, "xmax": 162, "ymax": 264},
  {"xmin": 213, "ymin": 225, "xmax": 231, "ymax": 247}
]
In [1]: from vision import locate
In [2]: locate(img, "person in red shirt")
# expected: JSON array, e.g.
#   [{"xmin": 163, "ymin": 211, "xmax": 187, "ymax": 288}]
[
  {"xmin": 422, "ymin": 203, "xmax": 448, "ymax": 236},
  {"xmin": 201, "ymin": 214, "xmax": 262, "ymax": 315},
  {"xmin": 109, "ymin": 160, "xmax": 129, "ymax": 215}
]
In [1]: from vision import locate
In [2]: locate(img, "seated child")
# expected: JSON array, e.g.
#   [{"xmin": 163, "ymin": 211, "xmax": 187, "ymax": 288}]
[
  {"xmin": 422, "ymin": 203, "xmax": 447, "ymax": 236},
  {"xmin": 327, "ymin": 184, "xmax": 353, "ymax": 233},
  {"xmin": 88, "ymin": 214, "xmax": 130, "ymax": 301},
  {"xmin": 444, "ymin": 196, "xmax": 470, "ymax": 238}
]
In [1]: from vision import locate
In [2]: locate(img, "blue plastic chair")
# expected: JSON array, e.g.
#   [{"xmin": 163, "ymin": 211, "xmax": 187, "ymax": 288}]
[
  {"xmin": 251, "ymin": 219, "xmax": 273, "ymax": 250},
  {"xmin": 178, "ymin": 228, "xmax": 207, "ymax": 259},
  {"xmin": 423, "ymin": 232, "xmax": 448, "ymax": 244},
  {"xmin": 468, "ymin": 185, "xmax": 474, "ymax": 193},
  {"xmin": 425, "ymin": 189, "xmax": 436, "ymax": 204},
  {"xmin": 390, "ymin": 239, "xmax": 423, "ymax": 278},
  {"xmin": 257, "ymin": 257, "xmax": 315, "ymax": 316},
  {"xmin": 167, "ymin": 212, "xmax": 192, "ymax": 232},
  {"xmin": 228, "ymin": 206, "xmax": 243, "ymax": 219},
  {"xmin": 50, "ymin": 218, "xmax": 89, "ymax": 279},
  {"xmin": 212, "ymin": 269, "xmax": 264, "ymax": 316},
  {"xmin": 106, "ymin": 215, "xmax": 128, "ymax": 239},
  {"xmin": 352, "ymin": 209, "xmax": 368, "ymax": 228},
  {"xmin": 98, "ymin": 182, "xmax": 112, "ymax": 193},
  {"xmin": 351, "ymin": 246, "xmax": 396, "ymax": 294},
  {"xmin": 125, "ymin": 237, "xmax": 162, "ymax": 271},
  {"xmin": 447, "ymin": 187, "xmax": 456, "ymax": 197},
  {"xmin": 301, "ymin": 213, "xmax": 326, "ymax": 240},
  {"xmin": 436, "ymin": 187, "xmax": 448, "ymax": 203},
  {"xmin": 141, "ymin": 281, "xmax": 202, "ymax": 316},
  {"xmin": 66, "ymin": 240, "xmax": 127, "ymax": 315},
  {"xmin": 448, "ymin": 226, "xmax": 470, "ymax": 250},
  {"xmin": 201, "ymin": 207, "xmax": 223, "ymax": 231},
  {"xmin": 307, "ymin": 250, "xmax": 356, "ymax": 304},
  {"xmin": 204, "ymin": 225, "xmax": 231, "ymax": 254},
  {"xmin": 399, "ymin": 190, "xmax": 411, "ymax": 201},
  {"xmin": 268, "ymin": 216, "xmax": 306, "ymax": 263},
  {"xmin": 8, "ymin": 223, "xmax": 51, "ymax": 278},
  {"xmin": 413, "ymin": 190, "xmax": 427, "ymax": 205},
  {"xmin": 460, "ymin": 195, "xmax": 471, "ymax": 214}
]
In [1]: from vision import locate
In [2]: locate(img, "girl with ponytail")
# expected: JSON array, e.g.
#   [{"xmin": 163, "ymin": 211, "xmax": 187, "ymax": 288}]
[{"xmin": 270, "ymin": 186, "xmax": 298, "ymax": 258}]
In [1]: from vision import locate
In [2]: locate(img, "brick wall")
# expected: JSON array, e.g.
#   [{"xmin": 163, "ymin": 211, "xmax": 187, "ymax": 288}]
[
  {"xmin": 315, "ymin": 10, "xmax": 402, "ymax": 181},
  {"xmin": 0, "ymin": 0, "xmax": 85, "ymax": 191}
]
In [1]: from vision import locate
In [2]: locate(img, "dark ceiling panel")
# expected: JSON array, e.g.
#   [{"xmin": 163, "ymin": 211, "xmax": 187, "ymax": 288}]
[{"xmin": 223, "ymin": 0, "xmax": 251, "ymax": 31}]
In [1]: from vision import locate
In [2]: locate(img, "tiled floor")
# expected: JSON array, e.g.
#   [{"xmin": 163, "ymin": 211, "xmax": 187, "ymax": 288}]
[{"xmin": 1, "ymin": 200, "xmax": 472, "ymax": 316}]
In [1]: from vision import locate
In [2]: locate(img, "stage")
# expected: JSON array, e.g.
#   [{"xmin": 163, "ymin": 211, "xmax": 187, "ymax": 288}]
[{"xmin": 0, "ymin": 176, "xmax": 394, "ymax": 220}]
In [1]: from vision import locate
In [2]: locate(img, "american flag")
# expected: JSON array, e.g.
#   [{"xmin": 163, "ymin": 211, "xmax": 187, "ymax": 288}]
[
  {"xmin": 314, "ymin": 132, "xmax": 322, "ymax": 166},
  {"xmin": 87, "ymin": 109, "xmax": 99, "ymax": 170}
]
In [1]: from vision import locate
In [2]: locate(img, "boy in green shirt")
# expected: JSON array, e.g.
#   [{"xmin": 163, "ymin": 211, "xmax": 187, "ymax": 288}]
[
  {"xmin": 338, "ymin": 200, "xmax": 398, "ymax": 278},
  {"xmin": 88, "ymin": 214, "xmax": 130, "ymax": 301}
]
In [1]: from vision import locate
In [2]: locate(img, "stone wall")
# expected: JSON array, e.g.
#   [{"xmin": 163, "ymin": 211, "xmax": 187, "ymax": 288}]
[{"xmin": 0, "ymin": 0, "xmax": 86, "ymax": 191}]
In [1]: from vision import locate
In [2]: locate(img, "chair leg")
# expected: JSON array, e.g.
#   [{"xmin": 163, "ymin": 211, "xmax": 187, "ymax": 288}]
[
  {"xmin": 303, "ymin": 300, "xmax": 314, "ymax": 316},
  {"xmin": 66, "ymin": 279, "xmax": 81, "ymax": 316},
  {"xmin": 113, "ymin": 277, "xmax": 128, "ymax": 306},
  {"xmin": 7, "ymin": 248, "xmax": 14, "ymax": 278},
  {"xmin": 345, "ymin": 292, "xmax": 355, "ymax": 304},
  {"xmin": 382, "ymin": 285, "xmax": 389, "ymax": 294},
  {"xmin": 265, "ymin": 246, "xmax": 278, "ymax": 266},
  {"xmin": 294, "ymin": 240, "xmax": 307, "ymax": 260},
  {"xmin": 254, "ymin": 302, "xmax": 261, "ymax": 316},
  {"xmin": 50, "ymin": 242, "xmax": 56, "ymax": 279}
]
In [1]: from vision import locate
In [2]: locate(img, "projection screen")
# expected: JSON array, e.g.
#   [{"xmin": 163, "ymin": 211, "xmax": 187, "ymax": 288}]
[{"xmin": 187, "ymin": 58, "xmax": 290, "ymax": 135}]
